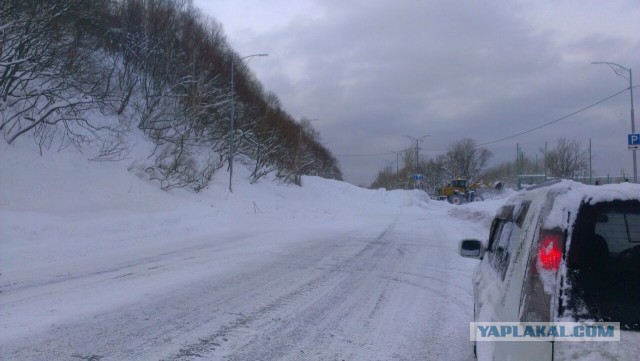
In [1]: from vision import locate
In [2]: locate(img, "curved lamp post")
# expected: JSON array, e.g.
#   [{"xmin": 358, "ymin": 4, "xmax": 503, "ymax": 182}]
[
  {"xmin": 593, "ymin": 61, "xmax": 636, "ymax": 183},
  {"xmin": 229, "ymin": 53, "xmax": 268, "ymax": 193}
]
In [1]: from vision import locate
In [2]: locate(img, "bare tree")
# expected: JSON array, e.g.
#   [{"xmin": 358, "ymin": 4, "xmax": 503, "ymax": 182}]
[
  {"xmin": 401, "ymin": 147, "xmax": 418, "ymax": 173},
  {"xmin": 544, "ymin": 138, "xmax": 587, "ymax": 179},
  {"xmin": 370, "ymin": 165, "xmax": 396, "ymax": 189},
  {"xmin": 1, "ymin": 0, "xmax": 342, "ymax": 191},
  {"xmin": 445, "ymin": 138, "xmax": 492, "ymax": 180},
  {"xmin": 0, "ymin": 0, "xmax": 116, "ymax": 148},
  {"xmin": 423, "ymin": 154, "xmax": 448, "ymax": 194},
  {"xmin": 246, "ymin": 129, "xmax": 282, "ymax": 182}
]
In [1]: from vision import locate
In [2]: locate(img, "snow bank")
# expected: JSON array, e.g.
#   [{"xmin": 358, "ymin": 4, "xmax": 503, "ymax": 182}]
[
  {"xmin": 0, "ymin": 129, "xmax": 513, "ymax": 361},
  {"xmin": 0, "ymin": 135, "xmax": 432, "ymax": 251},
  {"xmin": 0, "ymin": 135, "xmax": 438, "ymax": 339},
  {"xmin": 0, "ymin": 134, "xmax": 429, "ymax": 220},
  {"xmin": 443, "ymin": 190, "xmax": 513, "ymax": 232}
]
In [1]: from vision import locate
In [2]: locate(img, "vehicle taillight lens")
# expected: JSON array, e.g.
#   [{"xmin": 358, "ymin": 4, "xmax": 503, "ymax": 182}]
[
  {"xmin": 538, "ymin": 232, "xmax": 563, "ymax": 271},
  {"xmin": 520, "ymin": 229, "xmax": 564, "ymax": 322}
]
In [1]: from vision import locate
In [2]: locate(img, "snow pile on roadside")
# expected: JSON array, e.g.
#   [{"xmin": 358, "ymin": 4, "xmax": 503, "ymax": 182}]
[
  {"xmin": 444, "ymin": 192, "xmax": 514, "ymax": 229},
  {"xmin": 0, "ymin": 136, "xmax": 432, "ymax": 291},
  {"xmin": 0, "ymin": 136, "xmax": 428, "ymax": 217},
  {"xmin": 0, "ymin": 136, "xmax": 438, "ymax": 342}
]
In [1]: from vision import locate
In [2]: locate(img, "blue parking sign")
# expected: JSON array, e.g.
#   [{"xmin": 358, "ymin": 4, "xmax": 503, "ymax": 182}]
[{"xmin": 629, "ymin": 134, "xmax": 640, "ymax": 150}]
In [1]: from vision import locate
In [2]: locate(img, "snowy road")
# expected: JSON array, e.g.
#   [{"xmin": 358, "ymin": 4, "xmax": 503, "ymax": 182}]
[{"xmin": 1, "ymin": 205, "xmax": 486, "ymax": 361}]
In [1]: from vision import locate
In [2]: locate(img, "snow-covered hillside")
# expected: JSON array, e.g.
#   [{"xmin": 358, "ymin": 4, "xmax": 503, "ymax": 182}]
[{"xmin": 1, "ymin": 138, "xmax": 504, "ymax": 360}]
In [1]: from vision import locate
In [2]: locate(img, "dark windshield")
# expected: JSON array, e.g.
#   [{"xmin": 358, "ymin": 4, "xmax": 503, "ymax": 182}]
[{"xmin": 563, "ymin": 200, "xmax": 640, "ymax": 330}]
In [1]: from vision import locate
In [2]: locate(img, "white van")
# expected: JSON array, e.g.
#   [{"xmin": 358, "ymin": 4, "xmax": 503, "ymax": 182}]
[{"xmin": 459, "ymin": 180, "xmax": 640, "ymax": 360}]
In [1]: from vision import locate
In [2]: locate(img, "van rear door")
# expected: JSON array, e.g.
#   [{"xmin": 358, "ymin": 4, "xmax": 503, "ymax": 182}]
[{"xmin": 556, "ymin": 200, "xmax": 640, "ymax": 359}]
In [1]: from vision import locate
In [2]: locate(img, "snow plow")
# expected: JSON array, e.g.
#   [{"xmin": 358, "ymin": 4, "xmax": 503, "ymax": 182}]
[{"xmin": 435, "ymin": 179, "xmax": 503, "ymax": 204}]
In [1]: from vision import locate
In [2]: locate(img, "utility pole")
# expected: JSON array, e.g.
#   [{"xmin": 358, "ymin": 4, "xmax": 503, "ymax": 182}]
[
  {"xmin": 516, "ymin": 143, "xmax": 520, "ymax": 174},
  {"xmin": 404, "ymin": 135, "xmax": 430, "ymax": 172},
  {"xmin": 589, "ymin": 138, "xmax": 593, "ymax": 184},
  {"xmin": 516, "ymin": 143, "xmax": 520, "ymax": 188},
  {"xmin": 403, "ymin": 135, "xmax": 429, "ymax": 190},
  {"xmin": 544, "ymin": 141, "xmax": 548, "ymax": 181},
  {"xmin": 415, "ymin": 138, "xmax": 419, "ymax": 170}
]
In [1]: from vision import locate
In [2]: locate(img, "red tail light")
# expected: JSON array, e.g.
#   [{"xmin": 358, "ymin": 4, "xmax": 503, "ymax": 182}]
[
  {"xmin": 521, "ymin": 229, "xmax": 564, "ymax": 322},
  {"xmin": 538, "ymin": 232, "xmax": 563, "ymax": 271}
]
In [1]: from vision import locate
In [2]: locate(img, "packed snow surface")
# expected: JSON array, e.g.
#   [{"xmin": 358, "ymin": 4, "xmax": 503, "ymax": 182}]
[{"xmin": 1, "ymin": 139, "xmax": 501, "ymax": 360}]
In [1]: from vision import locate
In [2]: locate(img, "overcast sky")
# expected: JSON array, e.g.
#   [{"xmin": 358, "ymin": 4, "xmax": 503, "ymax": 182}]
[{"xmin": 193, "ymin": 0, "xmax": 640, "ymax": 186}]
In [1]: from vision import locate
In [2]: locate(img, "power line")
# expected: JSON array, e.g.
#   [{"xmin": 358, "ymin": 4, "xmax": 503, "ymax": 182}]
[
  {"xmin": 478, "ymin": 86, "xmax": 633, "ymax": 147},
  {"xmin": 336, "ymin": 85, "xmax": 638, "ymax": 156},
  {"xmin": 335, "ymin": 151, "xmax": 396, "ymax": 157}
]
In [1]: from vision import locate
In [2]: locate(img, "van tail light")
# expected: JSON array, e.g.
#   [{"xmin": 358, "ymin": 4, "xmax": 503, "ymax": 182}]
[
  {"xmin": 520, "ymin": 229, "xmax": 565, "ymax": 322},
  {"xmin": 538, "ymin": 231, "xmax": 563, "ymax": 271}
]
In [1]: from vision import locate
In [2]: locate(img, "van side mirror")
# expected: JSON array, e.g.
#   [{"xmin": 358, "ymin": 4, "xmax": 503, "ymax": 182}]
[{"xmin": 459, "ymin": 239, "xmax": 484, "ymax": 259}]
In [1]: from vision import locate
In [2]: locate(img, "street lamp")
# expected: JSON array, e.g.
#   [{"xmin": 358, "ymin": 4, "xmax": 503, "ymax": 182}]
[
  {"xmin": 592, "ymin": 61, "xmax": 636, "ymax": 183},
  {"xmin": 229, "ymin": 53, "xmax": 268, "ymax": 193}
]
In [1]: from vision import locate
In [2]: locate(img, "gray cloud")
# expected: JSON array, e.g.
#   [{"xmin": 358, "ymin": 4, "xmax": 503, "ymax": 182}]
[{"xmin": 202, "ymin": 0, "xmax": 640, "ymax": 185}]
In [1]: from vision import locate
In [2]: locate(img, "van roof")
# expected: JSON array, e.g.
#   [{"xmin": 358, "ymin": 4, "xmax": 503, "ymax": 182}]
[{"xmin": 503, "ymin": 180, "xmax": 640, "ymax": 230}]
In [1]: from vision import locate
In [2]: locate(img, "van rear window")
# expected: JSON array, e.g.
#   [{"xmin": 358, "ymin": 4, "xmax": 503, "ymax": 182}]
[
  {"xmin": 563, "ymin": 200, "xmax": 640, "ymax": 330},
  {"xmin": 487, "ymin": 202, "xmax": 530, "ymax": 281}
]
